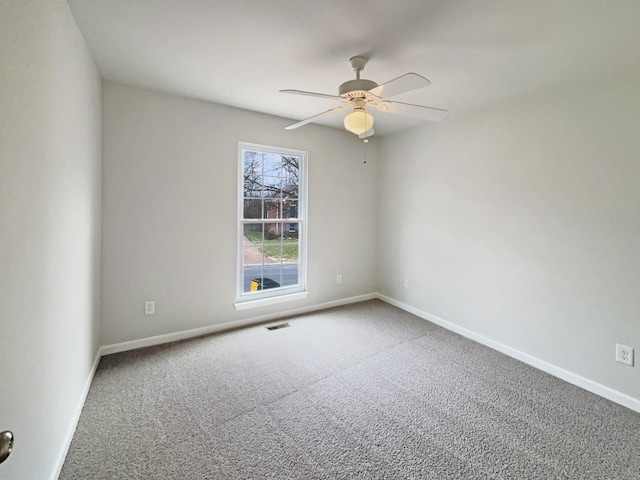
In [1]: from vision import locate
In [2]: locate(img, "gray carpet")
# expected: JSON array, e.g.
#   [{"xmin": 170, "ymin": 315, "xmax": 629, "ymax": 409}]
[{"xmin": 60, "ymin": 300, "xmax": 640, "ymax": 479}]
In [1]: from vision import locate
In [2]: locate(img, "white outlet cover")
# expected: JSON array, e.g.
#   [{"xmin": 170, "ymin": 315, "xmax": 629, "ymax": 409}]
[
  {"xmin": 145, "ymin": 301, "xmax": 156, "ymax": 315},
  {"xmin": 616, "ymin": 344, "xmax": 634, "ymax": 366}
]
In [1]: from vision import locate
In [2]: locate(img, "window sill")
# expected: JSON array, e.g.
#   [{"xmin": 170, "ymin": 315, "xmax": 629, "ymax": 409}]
[{"xmin": 234, "ymin": 291, "xmax": 308, "ymax": 311}]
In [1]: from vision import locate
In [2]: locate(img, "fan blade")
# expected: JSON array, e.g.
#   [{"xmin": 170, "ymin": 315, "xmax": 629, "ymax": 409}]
[
  {"xmin": 284, "ymin": 106, "xmax": 349, "ymax": 130},
  {"xmin": 375, "ymin": 101, "xmax": 447, "ymax": 121},
  {"xmin": 280, "ymin": 89, "xmax": 345, "ymax": 102},
  {"xmin": 368, "ymin": 73, "xmax": 431, "ymax": 100},
  {"xmin": 359, "ymin": 128, "xmax": 374, "ymax": 139}
]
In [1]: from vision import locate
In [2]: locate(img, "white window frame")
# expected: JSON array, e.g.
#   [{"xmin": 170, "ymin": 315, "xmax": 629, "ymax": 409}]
[{"xmin": 234, "ymin": 142, "xmax": 308, "ymax": 310}]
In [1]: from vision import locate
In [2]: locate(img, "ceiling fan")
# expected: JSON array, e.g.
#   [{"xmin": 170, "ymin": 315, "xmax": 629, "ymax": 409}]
[{"xmin": 280, "ymin": 56, "xmax": 447, "ymax": 141}]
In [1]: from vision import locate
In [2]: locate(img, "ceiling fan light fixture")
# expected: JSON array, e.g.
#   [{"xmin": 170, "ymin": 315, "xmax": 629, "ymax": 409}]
[{"xmin": 343, "ymin": 107, "xmax": 374, "ymax": 135}]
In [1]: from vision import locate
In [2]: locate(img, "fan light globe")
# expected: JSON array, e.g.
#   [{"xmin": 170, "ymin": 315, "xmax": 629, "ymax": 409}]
[{"xmin": 343, "ymin": 108, "xmax": 374, "ymax": 135}]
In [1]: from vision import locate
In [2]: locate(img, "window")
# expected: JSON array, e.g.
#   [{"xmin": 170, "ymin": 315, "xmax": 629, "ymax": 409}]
[{"xmin": 235, "ymin": 143, "xmax": 307, "ymax": 309}]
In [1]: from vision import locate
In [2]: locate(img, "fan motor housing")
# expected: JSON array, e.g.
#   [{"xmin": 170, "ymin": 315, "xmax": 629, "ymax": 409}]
[{"xmin": 339, "ymin": 79, "xmax": 378, "ymax": 97}]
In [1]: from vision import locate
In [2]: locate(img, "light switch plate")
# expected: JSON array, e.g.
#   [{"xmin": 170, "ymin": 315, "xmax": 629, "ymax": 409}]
[{"xmin": 145, "ymin": 301, "xmax": 156, "ymax": 315}]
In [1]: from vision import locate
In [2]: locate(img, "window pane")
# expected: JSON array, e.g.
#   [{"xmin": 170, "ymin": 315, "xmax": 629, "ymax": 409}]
[
  {"xmin": 263, "ymin": 154, "xmax": 281, "ymax": 176},
  {"xmin": 280, "ymin": 262, "xmax": 299, "ymax": 287},
  {"xmin": 281, "ymin": 239, "xmax": 298, "ymax": 262},
  {"xmin": 262, "ymin": 176, "xmax": 281, "ymax": 199},
  {"xmin": 243, "ymin": 198, "xmax": 262, "ymax": 219},
  {"xmin": 281, "ymin": 156, "xmax": 300, "ymax": 186},
  {"xmin": 264, "ymin": 199, "xmax": 282, "ymax": 220},
  {"xmin": 284, "ymin": 221, "xmax": 299, "ymax": 240},
  {"xmin": 263, "ymin": 222, "xmax": 283, "ymax": 242},
  {"xmin": 243, "ymin": 221, "xmax": 262, "ymax": 240},
  {"xmin": 243, "ymin": 245, "xmax": 262, "ymax": 267},
  {"xmin": 243, "ymin": 174, "xmax": 263, "ymax": 197},
  {"xmin": 284, "ymin": 200, "xmax": 298, "ymax": 220},
  {"xmin": 243, "ymin": 152, "xmax": 263, "ymax": 197},
  {"xmin": 243, "ymin": 184, "xmax": 259, "ymax": 197},
  {"xmin": 248, "ymin": 264, "xmax": 283, "ymax": 292}
]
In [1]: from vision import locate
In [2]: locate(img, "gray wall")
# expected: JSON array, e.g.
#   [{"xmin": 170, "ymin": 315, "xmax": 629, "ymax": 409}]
[
  {"xmin": 101, "ymin": 81, "xmax": 378, "ymax": 346},
  {"xmin": 0, "ymin": 1, "xmax": 102, "ymax": 478},
  {"xmin": 377, "ymin": 69, "xmax": 640, "ymax": 401}
]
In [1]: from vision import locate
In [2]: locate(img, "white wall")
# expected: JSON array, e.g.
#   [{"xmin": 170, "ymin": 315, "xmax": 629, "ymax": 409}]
[
  {"xmin": 101, "ymin": 81, "xmax": 378, "ymax": 346},
  {"xmin": 0, "ymin": 1, "xmax": 102, "ymax": 479},
  {"xmin": 377, "ymin": 69, "xmax": 640, "ymax": 402}
]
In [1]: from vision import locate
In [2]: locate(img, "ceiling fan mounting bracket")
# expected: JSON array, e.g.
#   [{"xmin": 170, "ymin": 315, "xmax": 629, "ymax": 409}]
[{"xmin": 349, "ymin": 56, "xmax": 369, "ymax": 74}]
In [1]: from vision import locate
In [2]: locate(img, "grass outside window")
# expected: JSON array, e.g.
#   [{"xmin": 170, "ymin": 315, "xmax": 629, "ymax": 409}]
[{"xmin": 244, "ymin": 230, "xmax": 298, "ymax": 261}]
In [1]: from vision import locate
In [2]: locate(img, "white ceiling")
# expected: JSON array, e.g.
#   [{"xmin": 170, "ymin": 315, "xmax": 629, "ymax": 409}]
[{"xmin": 67, "ymin": 0, "xmax": 640, "ymax": 137}]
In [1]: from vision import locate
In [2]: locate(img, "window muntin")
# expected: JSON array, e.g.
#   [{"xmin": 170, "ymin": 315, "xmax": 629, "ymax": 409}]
[{"xmin": 237, "ymin": 143, "xmax": 307, "ymax": 303}]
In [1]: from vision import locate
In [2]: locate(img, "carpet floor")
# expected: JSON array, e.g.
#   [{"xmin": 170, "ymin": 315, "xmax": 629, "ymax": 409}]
[{"xmin": 60, "ymin": 300, "xmax": 640, "ymax": 479}]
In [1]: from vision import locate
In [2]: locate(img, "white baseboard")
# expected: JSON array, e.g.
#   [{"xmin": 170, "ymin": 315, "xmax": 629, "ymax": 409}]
[
  {"xmin": 101, "ymin": 293, "xmax": 377, "ymax": 356},
  {"xmin": 51, "ymin": 346, "xmax": 102, "ymax": 480},
  {"xmin": 376, "ymin": 293, "xmax": 640, "ymax": 413}
]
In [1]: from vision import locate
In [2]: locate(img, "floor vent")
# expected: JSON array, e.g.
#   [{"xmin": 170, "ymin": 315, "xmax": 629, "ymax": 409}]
[{"xmin": 266, "ymin": 322, "xmax": 290, "ymax": 331}]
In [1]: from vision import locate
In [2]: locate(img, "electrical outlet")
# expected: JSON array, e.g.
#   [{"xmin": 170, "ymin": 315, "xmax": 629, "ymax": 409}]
[
  {"xmin": 336, "ymin": 274, "xmax": 343, "ymax": 285},
  {"xmin": 404, "ymin": 278, "xmax": 410, "ymax": 289},
  {"xmin": 616, "ymin": 344, "xmax": 634, "ymax": 366},
  {"xmin": 144, "ymin": 301, "xmax": 156, "ymax": 315}
]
